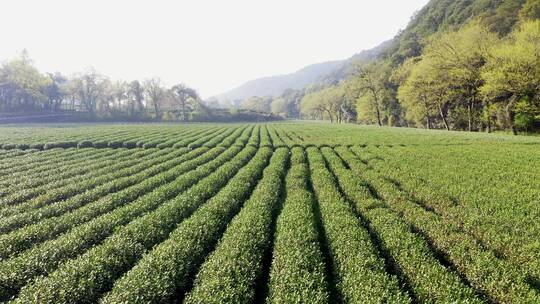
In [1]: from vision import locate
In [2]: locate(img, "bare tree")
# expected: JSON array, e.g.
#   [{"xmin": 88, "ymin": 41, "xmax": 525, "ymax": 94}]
[
  {"xmin": 144, "ymin": 78, "xmax": 165, "ymax": 119},
  {"xmin": 69, "ymin": 68, "xmax": 108, "ymax": 113},
  {"xmin": 171, "ymin": 83, "xmax": 199, "ymax": 122}
]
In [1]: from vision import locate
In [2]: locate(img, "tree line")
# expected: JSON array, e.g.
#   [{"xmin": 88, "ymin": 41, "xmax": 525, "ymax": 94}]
[
  {"xmin": 299, "ymin": 17, "xmax": 540, "ymax": 134},
  {"xmin": 0, "ymin": 52, "xmax": 207, "ymax": 122}
]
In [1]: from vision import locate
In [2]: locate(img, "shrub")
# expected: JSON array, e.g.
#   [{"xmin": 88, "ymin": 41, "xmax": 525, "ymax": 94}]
[
  {"xmin": 29, "ymin": 143, "xmax": 44, "ymax": 150},
  {"xmin": 77, "ymin": 140, "xmax": 93, "ymax": 148},
  {"xmin": 92, "ymin": 141, "xmax": 108, "ymax": 148},
  {"xmin": 108, "ymin": 141, "xmax": 123, "ymax": 148}
]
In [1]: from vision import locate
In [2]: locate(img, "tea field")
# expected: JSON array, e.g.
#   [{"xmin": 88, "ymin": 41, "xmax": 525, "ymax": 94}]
[{"xmin": 0, "ymin": 122, "xmax": 538, "ymax": 303}]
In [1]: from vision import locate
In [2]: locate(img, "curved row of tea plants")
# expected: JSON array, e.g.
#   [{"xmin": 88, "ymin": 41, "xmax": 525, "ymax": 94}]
[
  {"xmin": 183, "ymin": 147, "xmax": 288, "ymax": 304},
  {"xmin": 102, "ymin": 146, "xmax": 278, "ymax": 303},
  {"xmin": 0, "ymin": 141, "xmax": 254, "ymax": 301},
  {"xmin": 11, "ymin": 142, "xmax": 260, "ymax": 303},
  {"xmin": 339, "ymin": 146, "xmax": 540, "ymax": 303},
  {"xmin": 321, "ymin": 147, "xmax": 483, "ymax": 303},
  {"xmin": 265, "ymin": 147, "xmax": 329, "ymax": 303}
]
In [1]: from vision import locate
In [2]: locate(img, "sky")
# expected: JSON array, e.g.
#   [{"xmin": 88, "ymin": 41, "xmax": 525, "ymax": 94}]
[{"xmin": 1, "ymin": 0, "xmax": 430, "ymax": 98}]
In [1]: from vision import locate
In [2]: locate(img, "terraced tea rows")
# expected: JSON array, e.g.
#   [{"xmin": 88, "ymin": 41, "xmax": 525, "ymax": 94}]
[{"xmin": 0, "ymin": 123, "xmax": 538, "ymax": 303}]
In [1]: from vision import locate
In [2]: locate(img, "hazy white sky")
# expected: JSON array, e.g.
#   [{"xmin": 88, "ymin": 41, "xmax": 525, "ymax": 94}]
[{"xmin": 1, "ymin": 0, "xmax": 429, "ymax": 97}]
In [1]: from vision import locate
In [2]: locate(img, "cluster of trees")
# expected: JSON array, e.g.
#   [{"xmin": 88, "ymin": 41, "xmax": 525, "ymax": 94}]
[
  {"xmin": 229, "ymin": 0, "xmax": 539, "ymax": 133},
  {"xmin": 230, "ymin": 88, "xmax": 303, "ymax": 119},
  {"xmin": 396, "ymin": 21, "xmax": 540, "ymax": 134},
  {"xmin": 297, "ymin": 1, "xmax": 540, "ymax": 134},
  {"xmin": 0, "ymin": 52, "xmax": 205, "ymax": 121}
]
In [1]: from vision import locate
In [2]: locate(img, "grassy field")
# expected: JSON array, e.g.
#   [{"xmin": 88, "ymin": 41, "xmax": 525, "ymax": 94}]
[{"xmin": 0, "ymin": 122, "xmax": 538, "ymax": 303}]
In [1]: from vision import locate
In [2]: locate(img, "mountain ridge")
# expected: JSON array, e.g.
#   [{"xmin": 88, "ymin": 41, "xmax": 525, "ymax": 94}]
[
  {"xmin": 214, "ymin": 60, "xmax": 344, "ymax": 101},
  {"xmin": 214, "ymin": 40, "xmax": 391, "ymax": 101}
]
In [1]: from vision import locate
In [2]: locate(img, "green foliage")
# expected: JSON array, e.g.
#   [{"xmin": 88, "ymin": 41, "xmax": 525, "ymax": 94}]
[
  {"xmin": 307, "ymin": 147, "xmax": 409, "ymax": 303},
  {"xmin": 481, "ymin": 20, "xmax": 540, "ymax": 132},
  {"xmin": 0, "ymin": 123, "xmax": 539, "ymax": 302},
  {"xmin": 241, "ymin": 96, "xmax": 272, "ymax": 113},
  {"xmin": 312, "ymin": 0, "xmax": 540, "ymax": 133},
  {"xmin": 183, "ymin": 148, "xmax": 288, "ymax": 303},
  {"xmin": 328, "ymin": 147, "xmax": 482, "ymax": 303},
  {"xmin": 0, "ymin": 51, "xmax": 51, "ymax": 112},
  {"xmin": 397, "ymin": 23, "xmax": 499, "ymax": 130},
  {"xmin": 9, "ymin": 141, "xmax": 258, "ymax": 303},
  {"xmin": 350, "ymin": 144, "xmax": 540, "ymax": 303},
  {"xmin": 300, "ymin": 85, "xmax": 346, "ymax": 122},
  {"xmin": 266, "ymin": 147, "xmax": 329, "ymax": 303},
  {"xmin": 102, "ymin": 146, "xmax": 273, "ymax": 303},
  {"xmin": 520, "ymin": 0, "xmax": 540, "ymax": 20}
]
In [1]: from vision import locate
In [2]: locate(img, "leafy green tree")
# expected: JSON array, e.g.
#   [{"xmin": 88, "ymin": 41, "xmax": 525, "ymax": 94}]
[
  {"xmin": 481, "ymin": 20, "xmax": 540, "ymax": 134},
  {"xmin": 300, "ymin": 91, "xmax": 325, "ymax": 120},
  {"xmin": 482, "ymin": 0, "xmax": 526, "ymax": 35},
  {"xmin": 300, "ymin": 86, "xmax": 345, "ymax": 123},
  {"xmin": 44, "ymin": 72, "xmax": 68, "ymax": 112},
  {"xmin": 396, "ymin": 59, "xmax": 433, "ymax": 128},
  {"xmin": 519, "ymin": 0, "xmax": 540, "ymax": 20},
  {"xmin": 397, "ymin": 55, "xmax": 453, "ymax": 130},
  {"xmin": 0, "ymin": 51, "xmax": 50, "ymax": 112},
  {"xmin": 280, "ymin": 88, "xmax": 304, "ymax": 118},
  {"xmin": 270, "ymin": 97, "xmax": 287, "ymax": 116},
  {"xmin": 350, "ymin": 62, "xmax": 396, "ymax": 126},
  {"xmin": 240, "ymin": 96, "xmax": 272, "ymax": 113},
  {"xmin": 112, "ymin": 80, "xmax": 128, "ymax": 111},
  {"xmin": 423, "ymin": 23, "xmax": 498, "ymax": 131}
]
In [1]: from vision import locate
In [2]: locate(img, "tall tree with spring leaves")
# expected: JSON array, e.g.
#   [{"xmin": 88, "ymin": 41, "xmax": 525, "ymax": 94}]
[{"xmin": 481, "ymin": 20, "xmax": 540, "ymax": 134}]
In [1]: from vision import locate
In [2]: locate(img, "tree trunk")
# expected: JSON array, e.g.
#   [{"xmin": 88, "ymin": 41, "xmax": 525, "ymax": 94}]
[
  {"xmin": 508, "ymin": 109, "xmax": 517, "ymax": 135},
  {"xmin": 506, "ymin": 98, "xmax": 517, "ymax": 135},
  {"xmin": 324, "ymin": 109, "xmax": 333, "ymax": 123},
  {"xmin": 153, "ymin": 102, "xmax": 159, "ymax": 120},
  {"xmin": 467, "ymin": 99, "xmax": 473, "ymax": 132},
  {"xmin": 438, "ymin": 104, "xmax": 450, "ymax": 131},
  {"xmin": 375, "ymin": 105, "xmax": 382, "ymax": 126},
  {"xmin": 485, "ymin": 100, "xmax": 492, "ymax": 133},
  {"xmin": 370, "ymin": 91, "xmax": 382, "ymax": 126},
  {"xmin": 182, "ymin": 100, "xmax": 187, "ymax": 122},
  {"xmin": 426, "ymin": 115, "xmax": 432, "ymax": 129}
]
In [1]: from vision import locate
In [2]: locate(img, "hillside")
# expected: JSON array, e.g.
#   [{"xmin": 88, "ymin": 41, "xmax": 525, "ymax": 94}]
[
  {"xmin": 215, "ymin": 60, "xmax": 344, "ymax": 101},
  {"xmin": 215, "ymin": 41, "xmax": 389, "ymax": 101},
  {"xmin": 381, "ymin": 0, "xmax": 526, "ymax": 64},
  {"xmin": 216, "ymin": 0, "xmax": 528, "ymax": 100}
]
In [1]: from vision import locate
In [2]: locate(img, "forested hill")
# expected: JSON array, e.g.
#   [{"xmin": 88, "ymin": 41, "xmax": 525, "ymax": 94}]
[
  {"xmin": 379, "ymin": 0, "xmax": 529, "ymax": 64},
  {"xmin": 217, "ymin": 0, "xmax": 532, "ymax": 101}
]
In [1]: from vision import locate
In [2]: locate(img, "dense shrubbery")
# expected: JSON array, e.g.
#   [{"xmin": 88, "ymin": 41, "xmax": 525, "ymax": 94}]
[
  {"xmin": 0, "ymin": 123, "xmax": 538, "ymax": 302},
  {"xmin": 184, "ymin": 148, "xmax": 288, "ymax": 303},
  {"xmin": 102, "ymin": 147, "xmax": 276, "ymax": 303},
  {"xmin": 266, "ymin": 147, "xmax": 329, "ymax": 303},
  {"xmin": 306, "ymin": 147, "xmax": 409, "ymax": 303},
  {"xmin": 12, "ymin": 145, "xmax": 258, "ymax": 303}
]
